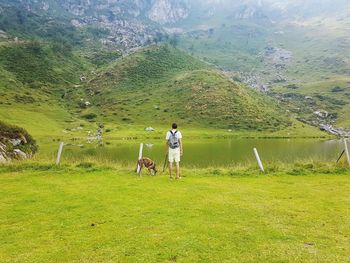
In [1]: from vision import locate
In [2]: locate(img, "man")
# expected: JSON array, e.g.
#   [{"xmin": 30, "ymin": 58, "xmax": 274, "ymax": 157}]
[{"xmin": 166, "ymin": 123, "xmax": 183, "ymax": 179}]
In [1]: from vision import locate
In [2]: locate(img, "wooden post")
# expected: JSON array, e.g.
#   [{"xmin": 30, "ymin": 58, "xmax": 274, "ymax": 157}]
[
  {"xmin": 56, "ymin": 142, "xmax": 64, "ymax": 165},
  {"xmin": 343, "ymin": 138, "xmax": 350, "ymax": 167},
  {"xmin": 136, "ymin": 143, "xmax": 143, "ymax": 175},
  {"xmin": 253, "ymin": 148, "xmax": 265, "ymax": 173}
]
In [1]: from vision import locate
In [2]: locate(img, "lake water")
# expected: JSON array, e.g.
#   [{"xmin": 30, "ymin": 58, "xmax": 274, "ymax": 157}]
[{"xmin": 61, "ymin": 139, "xmax": 345, "ymax": 167}]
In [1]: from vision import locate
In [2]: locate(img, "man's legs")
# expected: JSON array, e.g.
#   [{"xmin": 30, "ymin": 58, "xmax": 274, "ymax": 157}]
[{"xmin": 175, "ymin": 162, "xmax": 180, "ymax": 179}]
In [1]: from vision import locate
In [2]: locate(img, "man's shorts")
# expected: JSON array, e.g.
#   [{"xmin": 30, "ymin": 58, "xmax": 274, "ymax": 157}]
[{"xmin": 168, "ymin": 147, "xmax": 180, "ymax": 163}]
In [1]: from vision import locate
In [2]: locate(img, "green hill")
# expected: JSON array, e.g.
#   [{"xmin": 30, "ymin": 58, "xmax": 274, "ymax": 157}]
[
  {"xmin": 0, "ymin": 39, "xmax": 325, "ymax": 140},
  {"xmin": 80, "ymin": 45, "xmax": 291, "ymax": 131}
]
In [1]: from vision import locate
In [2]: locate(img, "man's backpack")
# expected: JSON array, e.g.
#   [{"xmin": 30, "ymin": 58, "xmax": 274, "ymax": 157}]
[{"xmin": 168, "ymin": 130, "xmax": 180, "ymax": 149}]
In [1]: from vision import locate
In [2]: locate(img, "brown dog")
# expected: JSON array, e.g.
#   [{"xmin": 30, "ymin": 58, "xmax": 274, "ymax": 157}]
[{"xmin": 137, "ymin": 157, "xmax": 157, "ymax": 175}]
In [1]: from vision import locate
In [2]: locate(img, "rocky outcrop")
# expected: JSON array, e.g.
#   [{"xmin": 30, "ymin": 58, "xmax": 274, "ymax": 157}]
[
  {"xmin": 0, "ymin": 122, "xmax": 37, "ymax": 163},
  {"xmin": 0, "ymin": 141, "xmax": 29, "ymax": 163},
  {"xmin": 264, "ymin": 47, "xmax": 292, "ymax": 69},
  {"xmin": 148, "ymin": 0, "xmax": 189, "ymax": 24},
  {"xmin": 0, "ymin": 29, "xmax": 8, "ymax": 39},
  {"xmin": 0, "ymin": 142, "xmax": 8, "ymax": 163},
  {"xmin": 1, "ymin": 0, "xmax": 191, "ymax": 50},
  {"xmin": 319, "ymin": 124, "xmax": 350, "ymax": 137}
]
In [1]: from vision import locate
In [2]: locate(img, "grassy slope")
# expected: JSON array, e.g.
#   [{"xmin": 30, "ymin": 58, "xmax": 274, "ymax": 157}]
[
  {"xmin": 84, "ymin": 45, "xmax": 292, "ymax": 131},
  {"xmin": 0, "ymin": 166, "xmax": 349, "ymax": 262},
  {"xmin": 178, "ymin": 18, "xmax": 350, "ymax": 129},
  {"xmin": 179, "ymin": 15, "xmax": 350, "ymax": 82},
  {"xmin": 0, "ymin": 3, "xmax": 122, "ymax": 140},
  {"xmin": 179, "ymin": 20, "xmax": 269, "ymax": 72},
  {"xmin": 0, "ymin": 40, "xmax": 99, "ymax": 145},
  {"xmin": 271, "ymin": 77, "xmax": 350, "ymax": 128}
]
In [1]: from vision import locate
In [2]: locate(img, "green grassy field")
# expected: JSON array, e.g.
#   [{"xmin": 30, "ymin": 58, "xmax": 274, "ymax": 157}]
[{"xmin": 0, "ymin": 164, "xmax": 349, "ymax": 262}]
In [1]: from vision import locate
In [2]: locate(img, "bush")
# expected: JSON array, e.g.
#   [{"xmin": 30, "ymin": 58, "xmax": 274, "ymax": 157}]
[
  {"xmin": 331, "ymin": 86, "xmax": 344, "ymax": 93},
  {"xmin": 285, "ymin": 84, "xmax": 299, "ymax": 89},
  {"xmin": 82, "ymin": 113, "xmax": 97, "ymax": 120}
]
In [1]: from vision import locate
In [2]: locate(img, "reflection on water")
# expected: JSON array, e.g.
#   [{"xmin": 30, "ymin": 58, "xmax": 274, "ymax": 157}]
[{"xmin": 62, "ymin": 139, "xmax": 344, "ymax": 167}]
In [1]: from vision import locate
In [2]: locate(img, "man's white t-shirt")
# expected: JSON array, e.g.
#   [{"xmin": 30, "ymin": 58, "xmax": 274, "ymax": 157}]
[{"xmin": 166, "ymin": 130, "xmax": 182, "ymax": 141}]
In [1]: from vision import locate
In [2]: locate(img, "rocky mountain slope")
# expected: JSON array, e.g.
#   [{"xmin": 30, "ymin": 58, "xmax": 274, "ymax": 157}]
[{"xmin": 0, "ymin": 0, "xmax": 189, "ymax": 49}]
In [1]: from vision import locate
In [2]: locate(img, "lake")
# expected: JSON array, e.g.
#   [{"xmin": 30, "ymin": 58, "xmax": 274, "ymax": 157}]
[{"xmin": 60, "ymin": 138, "xmax": 345, "ymax": 167}]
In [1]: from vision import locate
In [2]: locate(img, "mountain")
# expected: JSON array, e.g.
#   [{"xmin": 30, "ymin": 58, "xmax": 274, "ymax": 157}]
[{"xmin": 0, "ymin": 0, "xmax": 349, "ymax": 135}]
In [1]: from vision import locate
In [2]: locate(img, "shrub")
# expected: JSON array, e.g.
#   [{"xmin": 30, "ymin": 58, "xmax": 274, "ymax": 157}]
[
  {"xmin": 331, "ymin": 86, "xmax": 344, "ymax": 92},
  {"xmin": 285, "ymin": 84, "xmax": 299, "ymax": 89},
  {"xmin": 82, "ymin": 113, "xmax": 97, "ymax": 120}
]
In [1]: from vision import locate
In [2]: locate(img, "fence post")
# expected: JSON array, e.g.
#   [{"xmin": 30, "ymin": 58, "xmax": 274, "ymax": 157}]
[
  {"xmin": 136, "ymin": 143, "xmax": 144, "ymax": 175},
  {"xmin": 56, "ymin": 142, "xmax": 64, "ymax": 165},
  {"xmin": 253, "ymin": 147, "xmax": 265, "ymax": 173},
  {"xmin": 343, "ymin": 138, "xmax": 350, "ymax": 167}
]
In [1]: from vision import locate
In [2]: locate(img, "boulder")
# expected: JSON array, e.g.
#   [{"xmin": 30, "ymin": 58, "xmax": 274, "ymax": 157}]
[
  {"xmin": 314, "ymin": 110, "xmax": 329, "ymax": 119},
  {"xmin": 0, "ymin": 142, "xmax": 8, "ymax": 163},
  {"xmin": 9, "ymin": 139, "xmax": 22, "ymax": 146},
  {"xmin": 0, "ymin": 142, "xmax": 6, "ymax": 152},
  {"xmin": 13, "ymin": 149, "xmax": 27, "ymax": 160},
  {"xmin": 0, "ymin": 154, "xmax": 6, "ymax": 163}
]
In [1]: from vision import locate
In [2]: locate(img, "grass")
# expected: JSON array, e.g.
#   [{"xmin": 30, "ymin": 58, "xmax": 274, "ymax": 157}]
[{"xmin": 0, "ymin": 163, "xmax": 349, "ymax": 262}]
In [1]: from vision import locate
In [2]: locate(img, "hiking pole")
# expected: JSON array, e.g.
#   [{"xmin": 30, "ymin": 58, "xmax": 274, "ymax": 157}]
[
  {"xmin": 336, "ymin": 150, "xmax": 345, "ymax": 163},
  {"xmin": 163, "ymin": 153, "xmax": 168, "ymax": 173}
]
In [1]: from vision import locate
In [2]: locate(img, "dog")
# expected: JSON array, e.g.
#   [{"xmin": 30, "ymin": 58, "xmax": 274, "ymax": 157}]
[{"xmin": 137, "ymin": 157, "xmax": 157, "ymax": 175}]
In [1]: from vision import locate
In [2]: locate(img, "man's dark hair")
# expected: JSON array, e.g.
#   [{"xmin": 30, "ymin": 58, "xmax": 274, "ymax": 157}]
[{"xmin": 172, "ymin": 123, "xmax": 177, "ymax": 129}]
